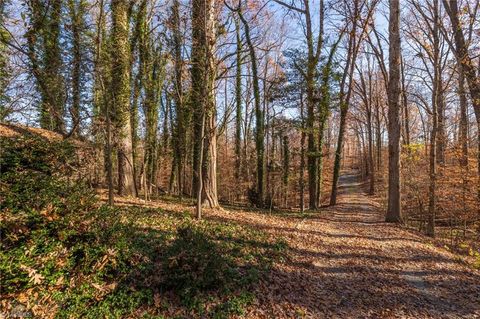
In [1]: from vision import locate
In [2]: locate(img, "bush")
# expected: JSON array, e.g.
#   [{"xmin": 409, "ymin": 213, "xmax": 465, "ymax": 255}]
[
  {"xmin": 0, "ymin": 135, "xmax": 95, "ymax": 217},
  {"xmin": 1, "ymin": 135, "xmax": 97, "ymax": 294}
]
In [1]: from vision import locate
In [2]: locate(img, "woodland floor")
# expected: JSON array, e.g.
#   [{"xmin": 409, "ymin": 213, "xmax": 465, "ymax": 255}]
[{"xmin": 109, "ymin": 171, "xmax": 480, "ymax": 319}]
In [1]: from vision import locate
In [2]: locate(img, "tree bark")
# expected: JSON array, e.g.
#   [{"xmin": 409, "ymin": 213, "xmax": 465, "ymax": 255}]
[
  {"xmin": 170, "ymin": 0, "xmax": 187, "ymax": 195},
  {"xmin": 191, "ymin": 0, "xmax": 219, "ymax": 209},
  {"xmin": 234, "ymin": 17, "xmax": 243, "ymax": 182},
  {"xmin": 282, "ymin": 135, "xmax": 290, "ymax": 206},
  {"xmin": 385, "ymin": 0, "xmax": 402, "ymax": 222},
  {"xmin": 458, "ymin": 64, "xmax": 468, "ymax": 167},
  {"xmin": 68, "ymin": 0, "xmax": 85, "ymax": 136},
  {"xmin": 237, "ymin": 7, "xmax": 264, "ymax": 207},
  {"xmin": 300, "ymin": 92, "xmax": 306, "ymax": 213},
  {"xmin": 401, "ymin": 55, "xmax": 410, "ymax": 148},
  {"xmin": 111, "ymin": 0, "xmax": 135, "ymax": 196}
]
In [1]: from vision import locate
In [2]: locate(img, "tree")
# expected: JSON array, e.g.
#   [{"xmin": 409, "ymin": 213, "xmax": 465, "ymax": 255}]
[
  {"xmin": 191, "ymin": 0, "xmax": 219, "ymax": 214},
  {"xmin": 427, "ymin": 0, "xmax": 442, "ymax": 237},
  {"xmin": 26, "ymin": 0, "xmax": 65, "ymax": 133},
  {"xmin": 140, "ymin": 3, "xmax": 166, "ymax": 198},
  {"xmin": 110, "ymin": 0, "xmax": 135, "ymax": 196},
  {"xmin": 67, "ymin": 0, "xmax": 87, "ymax": 136},
  {"xmin": 234, "ymin": 16, "xmax": 243, "ymax": 182},
  {"xmin": 354, "ymin": 56, "xmax": 376, "ymax": 195},
  {"xmin": 442, "ymin": 0, "xmax": 480, "ymax": 202},
  {"xmin": 330, "ymin": 0, "xmax": 376, "ymax": 206},
  {"xmin": 385, "ymin": 0, "xmax": 402, "ymax": 222},
  {"xmin": 0, "ymin": 1, "xmax": 10, "ymax": 121},
  {"xmin": 169, "ymin": 0, "xmax": 188, "ymax": 196},
  {"xmin": 282, "ymin": 134, "xmax": 290, "ymax": 205},
  {"xmin": 273, "ymin": 0, "xmax": 324, "ymax": 209},
  {"xmin": 232, "ymin": 2, "xmax": 265, "ymax": 207}
]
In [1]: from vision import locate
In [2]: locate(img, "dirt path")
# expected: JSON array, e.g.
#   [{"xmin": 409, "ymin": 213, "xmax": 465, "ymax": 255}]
[
  {"xmin": 216, "ymin": 171, "xmax": 480, "ymax": 318},
  {"xmin": 106, "ymin": 172, "xmax": 480, "ymax": 318}
]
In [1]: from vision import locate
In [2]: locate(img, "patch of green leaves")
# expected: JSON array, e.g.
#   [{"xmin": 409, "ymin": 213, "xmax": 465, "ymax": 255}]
[{"xmin": 1, "ymin": 134, "xmax": 287, "ymax": 318}]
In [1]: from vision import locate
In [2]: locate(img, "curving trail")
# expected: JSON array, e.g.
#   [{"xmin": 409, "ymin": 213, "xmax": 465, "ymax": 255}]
[
  {"xmin": 106, "ymin": 171, "xmax": 480, "ymax": 318},
  {"xmin": 213, "ymin": 172, "xmax": 480, "ymax": 318}
]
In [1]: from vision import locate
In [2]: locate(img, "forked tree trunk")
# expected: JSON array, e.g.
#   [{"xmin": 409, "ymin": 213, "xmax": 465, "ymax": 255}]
[{"xmin": 191, "ymin": 0, "xmax": 219, "ymax": 211}]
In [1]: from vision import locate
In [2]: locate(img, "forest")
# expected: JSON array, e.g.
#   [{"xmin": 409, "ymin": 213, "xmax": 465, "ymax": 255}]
[{"xmin": 0, "ymin": 0, "xmax": 479, "ymax": 317}]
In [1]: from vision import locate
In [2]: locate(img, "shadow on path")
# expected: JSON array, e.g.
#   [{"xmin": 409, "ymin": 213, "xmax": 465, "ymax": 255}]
[{"xmin": 246, "ymin": 170, "xmax": 480, "ymax": 318}]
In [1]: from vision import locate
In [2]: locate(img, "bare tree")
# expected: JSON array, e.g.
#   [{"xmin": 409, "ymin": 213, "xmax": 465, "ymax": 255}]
[{"xmin": 385, "ymin": 0, "xmax": 402, "ymax": 222}]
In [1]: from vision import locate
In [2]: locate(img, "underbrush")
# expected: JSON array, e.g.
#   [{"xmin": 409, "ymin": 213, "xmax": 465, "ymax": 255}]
[
  {"xmin": 0, "ymin": 135, "xmax": 287, "ymax": 318},
  {"xmin": 371, "ymin": 146, "xmax": 480, "ymax": 268}
]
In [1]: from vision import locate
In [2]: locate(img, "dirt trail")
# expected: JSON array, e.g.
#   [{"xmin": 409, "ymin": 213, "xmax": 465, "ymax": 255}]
[
  {"xmin": 106, "ymin": 172, "xmax": 480, "ymax": 318},
  {"xmin": 226, "ymin": 171, "xmax": 480, "ymax": 318}
]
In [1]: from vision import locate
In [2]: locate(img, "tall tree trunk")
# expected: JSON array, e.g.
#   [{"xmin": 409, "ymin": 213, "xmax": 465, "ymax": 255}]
[
  {"xmin": 427, "ymin": 0, "xmax": 440, "ymax": 236},
  {"xmin": 141, "ymin": 5, "xmax": 165, "ymax": 197},
  {"xmin": 401, "ymin": 55, "xmax": 410, "ymax": 148},
  {"xmin": 92, "ymin": 0, "xmax": 110, "ymax": 197},
  {"xmin": 202, "ymin": 110, "xmax": 219, "ymax": 207},
  {"xmin": 317, "ymin": 117, "xmax": 326, "ymax": 204},
  {"xmin": 385, "ymin": 0, "xmax": 402, "ymax": 222},
  {"xmin": 170, "ymin": 0, "xmax": 187, "ymax": 195},
  {"xmin": 367, "ymin": 108, "xmax": 375, "ymax": 195},
  {"xmin": 304, "ymin": 0, "xmax": 323, "ymax": 210},
  {"xmin": 68, "ymin": 0, "xmax": 84, "ymax": 136},
  {"xmin": 436, "ymin": 97, "xmax": 445, "ymax": 165},
  {"xmin": 45, "ymin": 0, "xmax": 65, "ymax": 133},
  {"xmin": 237, "ymin": 7, "xmax": 264, "ymax": 207},
  {"xmin": 375, "ymin": 95, "xmax": 382, "ymax": 169},
  {"xmin": 0, "ymin": 1, "xmax": 8, "ymax": 119},
  {"xmin": 427, "ymin": 89, "xmax": 438, "ymax": 237},
  {"xmin": 458, "ymin": 65, "xmax": 468, "ymax": 167},
  {"xmin": 300, "ymin": 92, "xmax": 306, "ymax": 213},
  {"xmin": 282, "ymin": 135, "xmax": 289, "ymax": 207},
  {"xmin": 105, "ymin": 94, "xmax": 114, "ymax": 206},
  {"xmin": 330, "ymin": 104, "xmax": 347, "ymax": 205},
  {"xmin": 196, "ymin": 110, "xmax": 205, "ymax": 219},
  {"xmin": 191, "ymin": 0, "xmax": 219, "ymax": 210},
  {"xmin": 316, "ymin": 40, "xmax": 339, "ymax": 205},
  {"xmin": 235, "ymin": 17, "xmax": 243, "ymax": 182},
  {"xmin": 111, "ymin": 0, "xmax": 135, "ymax": 196},
  {"xmin": 305, "ymin": 59, "xmax": 318, "ymax": 209}
]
